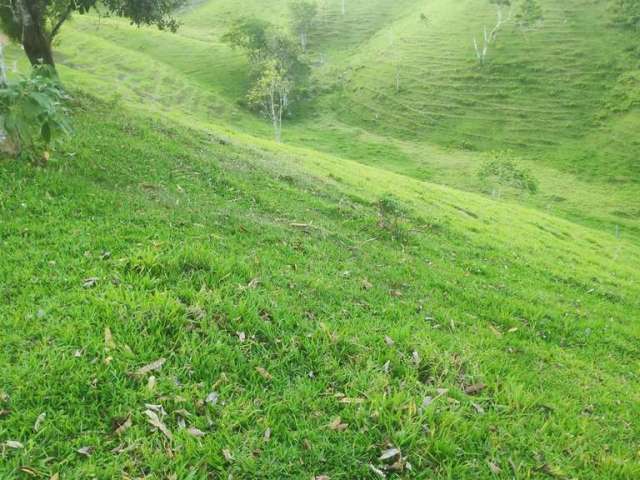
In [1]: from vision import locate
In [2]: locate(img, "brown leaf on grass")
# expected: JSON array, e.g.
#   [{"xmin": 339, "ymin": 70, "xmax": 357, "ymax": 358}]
[
  {"xmin": 263, "ymin": 428, "xmax": 272, "ymax": 442},
  {"xmin": 187, "ymin": 427, "xmax": 206, "ymax": 438},
  {"xmin": 222, "ymin": 448, "xmax": 234, "ymax": 462},
  {"xmin": 113, "ymin": 415, "xmax": 132, "ymax": 436},
  {"xmin": 472, "ymin": 402, "xmax": 485, "ymax": 414},
  {"xmin": 147, "ymin": 375, "xmax": 157, "ymax": 391},
  {"xmin": 338, "ymin": 397, "xmax": 365, "ymax": 405},
  {"xmin": 464, "ymin": 383, "xmax": 486, "ymax": 396},
  {"xmin": 0, "ymin": 409, "xmax": 10, "ymax": 418},
  {"xmin": 50, "ymin": 474, "xmax": 59, "ymax": 480},
  {"xmin": 328, "ymin": 417, "xmax": 348, "ymax": 431},
  {"xmin": 412, "ymin": 351, "xmax": 421, "ymax": 365},
  {"xmin": 82, "ymin": 277, "xmax": 98, "ymax": 289},
  {"xmin": 134, "ymin": 358, "xmax": 166, "ymax": 377},
  {"xmin": 236, "ymin": 331, "xmax": 246, "ymax": 343},
  {"xmin": 489, "ymin": 325, "xmax": 502, "ymax": 338},
  {"xmin": 144, "ymin": 409, "xmax": 173, "ymax": 441},
  {"xmin": 5, "ymin": 440, "xmax": 23, "ymax": 449},
  {"xmin": 19, "ymin": 466, "xmax": 40, "ymax": 477},
  {"xmin": 256, "ymin": 367, "xmax": 272, "ymax": 381},
  {"xmin": 205, "ymin": 392, "xmax": 219, "ymax": 406},
  {"xmin": 389, "ymin": 289, "xmax": 402, "ymax": 297},
  {"xmin": 379, "ymin": 447, "xmax": 401, "ymax": 463},
  {"xmin": 362, "ymin": 279, "xmax": 373, "ymax": 290},
  {"xmin": 314, "ymin": 476, "xmax": 331, "ymax": 480},
  {"xmin": 384, "ymin": 336, "xmax": 395, "ymax": 347},
  {"xmin": 77, "ymin": 446, "xmax": 93, "ymax": 457},
  {"xmin": 247, "ymin": 277, "xmax": 260, "ymax": 289},
  {"xmin": 369, "ymin": 464, "xmax": 387, "ymax": 478},
  {"xmin": 33, "ymin": 412, "xmax": 46, "ymax": 432},
  {"xmin": 104, "ymin": 327, "xmax": 116, "ymax": 350},
  {"xmin": 488, "ymin": 461, "xmax": 502, "ymax": 475}
]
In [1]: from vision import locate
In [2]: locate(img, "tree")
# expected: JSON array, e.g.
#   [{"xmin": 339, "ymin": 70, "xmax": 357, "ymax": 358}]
[
  {"xmin": 610, "ymin": 0, "xmax": 640, "ymax": 29},
  {"xmin": 248, "ymin": 60, "xmax": 291, "ymax": 143},
  {"xmin": 289, "ymin": 0, "xmax": 318, "ymax": 51},
  {"xmin": 515, "ymin": 0, "xmax": 543, "ymax": 30},
  {"xmin": 473, "ymin": 0, "xmax": 512, "ymax": 65},
  {"xmin": 224, "ymin": 18, "xmax": 310, "ymax": 142},
  {"xmin": 0, "ymin": 0, "xmax": 185, "ymax": 69}
]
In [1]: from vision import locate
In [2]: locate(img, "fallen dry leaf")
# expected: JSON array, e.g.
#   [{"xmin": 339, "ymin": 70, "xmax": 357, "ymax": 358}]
[
  {"xmin": 247, "ymin": 278, "xmax": 260, "ymax": 289},
  {"xmin": 256, "ymin": 367, "xmax": 272, "ymax": 381},
  {"xmin": 488, "ymin": 461, "xmax": 502, "ymax": 475},
  {"xmin": 206, "ymin": 391, "xmax": 219, "ymax": 406},
  {"xmin": 328, "ymin": 417, "xmax": 348, "ymax": 431},
  {"xmin": 104, "ymin": 327, "xmax": 116, "ymax": 350},
  {"xmin": 50, "ymin": 473, "xmax": 60, "ymax": 480},
  {"xmin": 412, "ymin": 351, "xmax": 421, "ymax": 365},
  {"xmin": 362, "ymin": 279, "xmax": 373, "ymax": 290},
  {"xmin": 236, "ymin": 331, "xmax": 246, "ymax": 343},
  {"xmin": 264, "ymin": 428, "xmax": 272, "ymax": 442},
  {"xmin": 369, "ymin": 464, "xmax": 387, "ymax": 478},
  {"xmin": 464, "ymin": 383, "xmax": 486, "ymax": 396},
  {"xmin": 5, "ymin": 440, "xmax": 24, "ymax": 449},
  {"xmin": 384, "ymin": 336, "xmax": 395, "ymax": 347},
  {"xmin": 33, "ymin": 412, "xmax": 46, "ymax": 432},
  {"xmin": 82, "ymin": 277, "xmax": 98, "ymax": 288},
  {"xmin": 472, "ymin": 402, "xmax": 485, "ymax": 414},
  {"xmin": 222, "ymin": 448, "xmax": 234, "ymax": 462},
  {"xmin": 314, "ymin": 476, "xmax": 331, "ymax": 480},
  {"xmin": 489, "ymin": 325, "xmax": 502, "ymax": 337},
  {"xmin": 134, "ymin": 358, "xmax": 166, "ymax": 377},
  {"xmin": 187, "ymin": 427, "xmax": 206, "ymax": 437},
  {"xmin": 77, "ymin": 446, "xmax": 93, "ymax": 457},
  {"xmin": 113, "ymin": 415, "xmax": 132, "ymax": 436},
  {"xmin": 379, "ymin": 447, "xmax": 401, "ymax": 463},
  {"xmin": 390, "ymin": 289, "xmax": 403, "ymax": 297},
  {"xmin": 144, "ymin": 409, "xmax": 173, "ymax": 441},
  {"xmin": 147, "ymin": 375, "xmax": 157, "ymax": 391}
]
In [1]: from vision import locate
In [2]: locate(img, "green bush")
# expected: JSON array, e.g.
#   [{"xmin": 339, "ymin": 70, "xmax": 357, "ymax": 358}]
[
  {"xmin": 478, "ymin": 152, "xmax": 539, "ymax": 196},
  {"xmin": 0, "ymin": 66, "xmax": 71, "ymax": 162}
]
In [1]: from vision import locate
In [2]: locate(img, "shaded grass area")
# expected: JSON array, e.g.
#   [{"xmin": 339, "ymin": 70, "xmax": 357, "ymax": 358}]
[{"xmin": 1, "ymin": 96, "xmax": 639, "ymax": 478}]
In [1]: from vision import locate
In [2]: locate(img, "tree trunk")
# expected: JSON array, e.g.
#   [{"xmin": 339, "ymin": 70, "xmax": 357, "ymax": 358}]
[
  {"xmin": 18, "ymin": 0, "xmax": 55, "ymax": 68},
  {"xmin": 23, "ymin": 22, "xmax": 54, "ymax": 67}
]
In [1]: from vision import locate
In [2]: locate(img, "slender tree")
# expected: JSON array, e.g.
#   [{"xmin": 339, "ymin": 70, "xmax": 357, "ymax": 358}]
[
  {"xmin": 473, "ymin": 0, "xmax": 512, "ymax": 65},
  {"xmin": 224, "ymin": 18, "xmax": 310, "ymax": 142},
  {"xmin": 0, "ymin": 0, "xmax": 184, "ymax": 69},
  {"xmin": 248, "ymin": 60, "xmax": 292, "ymax": 142},
  {"xmin": 289, "ymin": 0, "xmax": 318, "ymax": 51}
]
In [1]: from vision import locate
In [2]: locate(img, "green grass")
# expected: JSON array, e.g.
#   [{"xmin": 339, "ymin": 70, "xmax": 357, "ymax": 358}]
[
  {"xmin": 11, "ymin": 0, "xmax": 634, "ymax": 238},
  {"xmin": 1, "ymin": 93, "xmax": 639, "ymax": 479},
  {"xmin": 1, "ymin": 0, "xmax": 640, "ymax": 477}
]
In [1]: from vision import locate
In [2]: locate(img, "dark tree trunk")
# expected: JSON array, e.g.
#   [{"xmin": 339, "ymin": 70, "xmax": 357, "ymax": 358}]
[{"xmin": 19, "ymin": 0, "xmax": 55, "ymax": 68}]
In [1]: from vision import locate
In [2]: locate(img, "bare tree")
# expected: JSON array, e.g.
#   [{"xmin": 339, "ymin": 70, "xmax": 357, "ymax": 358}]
[{"xmin": 473, "ymin": 0, "xmax": 512, "ymax": 65}]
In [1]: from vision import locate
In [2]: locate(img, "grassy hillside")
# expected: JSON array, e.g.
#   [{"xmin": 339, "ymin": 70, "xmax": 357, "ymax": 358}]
[
  {"xmin": 1, "ymin": 93, "xmax": 639, "ymax": 479},
  {"xmin": 1, "ymin": 0, "xmax": 640, "ymax": 478},
  {"xmin": 8, "ymin": 0, "xmax": 633, "ymax": 238}
]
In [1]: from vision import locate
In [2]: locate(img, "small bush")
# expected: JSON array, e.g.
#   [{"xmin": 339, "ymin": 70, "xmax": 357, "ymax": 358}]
[
  {"xmin": 478, "ymin": 152, "xmax": 539, "ymax": 197},
  {"xmin": 0, "ymin": 66, "xmax": 71, "ymax": 162},
  {"xmin": 376, "ymin": 194, "xmax": 409, "ymax": 242}
]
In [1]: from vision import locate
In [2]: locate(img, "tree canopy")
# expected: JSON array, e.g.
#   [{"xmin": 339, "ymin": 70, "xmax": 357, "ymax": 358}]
[{"xmin": 0, "ymin": 0, "xmax": 185, "ymax": 68}]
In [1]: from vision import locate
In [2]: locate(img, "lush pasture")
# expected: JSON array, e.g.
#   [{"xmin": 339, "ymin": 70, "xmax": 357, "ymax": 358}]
[{"xmin": 1, "ymin": 0, "xmax": 639, "ymax": 478}]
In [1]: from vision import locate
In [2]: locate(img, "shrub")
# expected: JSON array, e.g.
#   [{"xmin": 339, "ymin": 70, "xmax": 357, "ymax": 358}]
[
  {"xmin": 376, "ymin": 194, "xmax": 409, "ymax": 241},
  {"xmin": 478, "ymin": 152, "xmax": 539, "ymax": 196},
  {"xmin": 0, "ymin": 66, "xmax": 71, "ymax": 162}
]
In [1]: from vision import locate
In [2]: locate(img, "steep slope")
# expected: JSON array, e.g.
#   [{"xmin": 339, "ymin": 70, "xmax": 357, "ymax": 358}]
[{"xmin": 1, "ymin": 93, "xmax": 639, "ymax": 479}]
